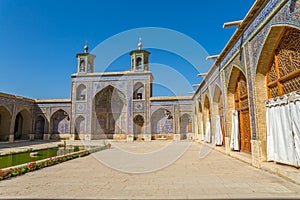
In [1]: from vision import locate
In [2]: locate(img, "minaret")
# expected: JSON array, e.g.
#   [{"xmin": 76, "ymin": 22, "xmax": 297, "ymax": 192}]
[
  {"xmin": 76, "ymin": 42, "xmax": 96, "ymax": 74},
  {"xmin": 130, "ymin": 38, "xmax": 150, "ymax": 71}
]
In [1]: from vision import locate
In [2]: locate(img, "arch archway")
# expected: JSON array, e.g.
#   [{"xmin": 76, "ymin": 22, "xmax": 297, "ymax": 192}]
[
  {"xmin": 75, "ymin": 116, "xmax": 85, "ymax": 140},
  {"xmin": 198, "ymin": 101, "xmax": 204, "ymax": 140},
  {"xmin": 34, "ymin": 115, "xmax": 45, "ymax": 139},
  {"xmin": 136, "ymin": 57, "xmax": 142, "ymax": 70},
  {"xmin": 133, "ymin": 115, "xmax": 144, "ymax": 136},
  {"xmin": 203, "ymin": 94, "xmax": 211, "ymax": 143},
  {"xmin": 133, "ymin": 82, "xmax": 144, "ymax": 99},
  {"xmin": 180, "ymin": 113, "xmax": 192, "ymax": 140},
  {"xmin": 0, "ymin": 106, "xmax": 11, "ymax": 141},
  {"xmin": 151, "ymin": 108, "xmax": 173, "ymax": 134},
  {"xmin": 255, "ymin": 26, "xmax": 300, "ymax": 161},
  {"xmin": 227, "ymin": 66, "xmax": 251, "ymax": 153},
  {"xmin": 50, "ymin": 109, "xmax": 70, "ymax": 139},
  {"xmin": 213, "ymin": 85, "xmax": 225, "ymax": 146},
  {"xmin": 93, "ymin": 85, "xmax": 127, "ymax": 138},
  {"xmin": 76, "ymin": 84, "xmax": 87, "ymax": 100},
  {"xmin": 14, "ymin": 109, "xmax": 32, "ymax": 140}
]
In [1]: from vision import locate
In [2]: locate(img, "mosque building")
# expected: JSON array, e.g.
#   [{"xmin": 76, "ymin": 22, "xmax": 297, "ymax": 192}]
[{"xmin": 0, "ymin": 0, "xmax": 299, "ymax": 170}]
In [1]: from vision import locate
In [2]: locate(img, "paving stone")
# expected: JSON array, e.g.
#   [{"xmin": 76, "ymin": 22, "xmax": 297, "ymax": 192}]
[{"xmin": 1, "ymin": 142, "xmax": 300, "ymax": 199}]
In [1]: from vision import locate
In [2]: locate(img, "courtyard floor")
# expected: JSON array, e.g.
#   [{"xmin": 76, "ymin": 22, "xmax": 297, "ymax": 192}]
[{"xmin": 1, "ymin": 141, "xmax": 300, "ymax": 199}]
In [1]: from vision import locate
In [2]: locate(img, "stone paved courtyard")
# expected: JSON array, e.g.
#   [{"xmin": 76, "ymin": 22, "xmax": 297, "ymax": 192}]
[{"xmin": 1, "ymin": 141, "xmax": 300, "ymax": 199}]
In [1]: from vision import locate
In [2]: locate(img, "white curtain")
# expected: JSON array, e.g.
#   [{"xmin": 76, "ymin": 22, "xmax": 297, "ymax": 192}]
[
  {"xmin": 215, "ymin": 115, "xmax": 222, "ymax": 145},
  {"xmin": 266, "ymin": 98, "xmax": 275, "ymax": 161},
  {"xmin": 201, "ymin": 122, "xmax": 204, "ymax": 141},
  {"xmin": 266, "ymin": 92, "xmax": 300, "ymax": 167},
  {"xmin": 205, "ymin": 118, "xmax": 211, "ymax": 143},
  {"xmin": 289, "ymin": 91, "xmax": 300, "ymax": 165},
  {"xmin": 230, "ymin": 110, "xmax": 239, "ymax": 151}
]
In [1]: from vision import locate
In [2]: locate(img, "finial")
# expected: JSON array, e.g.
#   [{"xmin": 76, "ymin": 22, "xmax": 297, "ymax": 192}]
[
  {"xmin": 138, "ymin": 37, "xmax": 142, "ymax": 50},
  {"xmin": 84, "ymin": 40, "xmax": 88, "ymax": 53}
]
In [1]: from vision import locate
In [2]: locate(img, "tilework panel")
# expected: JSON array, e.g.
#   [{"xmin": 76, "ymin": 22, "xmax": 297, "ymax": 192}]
[
  {"xmin": 86, "ymin": 83, "xmax": 92, "ymax": 134},
  {"xmin": 133, "ymin": 101, "xmax": 145, "ymax": 112},
  {"xmin": 93, "ymin": 81, "xmax": 128, "ymax": 98},
  {"xmin": 75, "ymin": 103, "xmax": 86, "ymax": 113},
  {"xmin": 251, "ymin": 0, "xmax": 300, "ymax": 72},
  {"xmin": 244, "ymin": 44, "xmax": 257, "ymax": 139}
]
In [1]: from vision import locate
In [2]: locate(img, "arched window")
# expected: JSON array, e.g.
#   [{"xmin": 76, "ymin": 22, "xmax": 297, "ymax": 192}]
[
  {"xmin": 76, "ymin": 84, "xmax": 87, "ymax": 100},
  {"xmin": 133, "ymin": 82, "xmax": 144, "ymax": 99},
  {"xmin": 136, "ymin": 57, "xmax": 142, "ymax": 70},
  {"xmin": 267, "ymin": 27, "xmax": 300, "ymax": 98},
  {"xmin": 79, "ymin": 59, "xmax": 85, "ymax": 72}
]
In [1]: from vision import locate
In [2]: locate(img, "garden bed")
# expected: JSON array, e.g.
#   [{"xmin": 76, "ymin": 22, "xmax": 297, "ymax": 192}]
[{"xmin": 0, "ymin": 145, "xmax": 109, "ymax": 181}]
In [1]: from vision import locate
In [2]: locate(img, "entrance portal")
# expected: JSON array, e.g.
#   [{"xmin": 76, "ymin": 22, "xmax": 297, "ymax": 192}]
[{"xmin": 234, "ymin": 72, "xmax": 251, "ymax": 153}]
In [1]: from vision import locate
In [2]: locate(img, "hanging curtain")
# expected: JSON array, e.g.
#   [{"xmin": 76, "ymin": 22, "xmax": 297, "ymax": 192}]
[
  {"xmin": 205, "ymin": 118, "xmax": 211, "ymax": 143},
  {"xmin": 230, "ymin": 110, "xmax": 239, "ymax": 151},
  {"xmin": 266, "ymin": 93, "xmax": 299, "ymax": 167},
  {"xmin": 289, "ymin": 91, "xmax": 300, "ymax": 165},
  {"xmin": 266, "ymin": 98, "xmax": 275, "ymax": 161},
  {"xmin": 201, "ymin": 122, "xmax": 204, "ymax": 141},
  {"xmin": 215, "ymin": 115, "xmax": 222, "ymax": 145}
]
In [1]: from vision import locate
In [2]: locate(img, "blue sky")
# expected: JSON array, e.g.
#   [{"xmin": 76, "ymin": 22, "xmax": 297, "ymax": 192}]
[{"xmin": 0, "ymin": 0, "xmax": 255, "ymax": 99}]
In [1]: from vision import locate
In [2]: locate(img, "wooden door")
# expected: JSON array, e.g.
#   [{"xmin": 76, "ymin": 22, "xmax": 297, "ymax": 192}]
[{"xmin": 234, "ymin": 72, "xmax": 251, "ymax": 153}]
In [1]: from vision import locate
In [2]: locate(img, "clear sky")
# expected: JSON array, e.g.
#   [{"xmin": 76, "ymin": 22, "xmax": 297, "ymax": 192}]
[{"xmin": 0, "ymin": 0, "xmax": 255, "ymax": 99}]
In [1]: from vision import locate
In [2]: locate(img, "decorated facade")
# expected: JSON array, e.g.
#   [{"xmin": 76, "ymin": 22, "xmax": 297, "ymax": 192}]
[
  {"xmin": 0, "ymin": 43, "xmax": 193, "ymax": 143},
  {"xmin": 0, "ymin": 0, "xmax": 299, "ymax": 169},
  {"xmin": 193, "ymin": 0, "xmax": 300, "ymax": 168}
]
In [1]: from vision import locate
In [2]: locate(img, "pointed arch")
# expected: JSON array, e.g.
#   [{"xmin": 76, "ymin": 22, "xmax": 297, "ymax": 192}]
[
  {"xmin": 180, "ymin": 113, "xmax": 192, "ymax": 139},
  {"xmin": 136, "ymin": 57, "xmax": 142, "ymax": 70},
  {"xmin": 34, "ymin": 115, "xmax": 45, "ymax": 139},
  {"xmin": 75, "ymin": 115, "xmax": 85, "ymax": 139},
  {"xmin": 255, "ymin": 25, "xmax": 300, "ymax": 161},
  {"xmin": 14, "ymin": 109, "xmax": 32, "ymax": 140},
  {"xmin": 133, "ymin": 115, "xmax": 144, "ymax": 136},
  {"xmin": 133, "ymin": 82, "xmax": 144, "ymax": 99},
  {"xmin": 76, "ymin": 84, "xmax": 87, "ymax": 101},
  {"xmin": 213, "ymin": 84, "xmax": 225, "ymax": 146},
  {"xmin": 93, "ymin": 85, "xmax": 127, "ymax": 138},
  {"xmin": 203, "ymin": 94, "xmax": 211, "ymax": 142},
  {"xmin": 227, "ymin": 66, "xmax": 251, "ymax": 153},
  {"xmin": 151, "ymin": 108, "xmax": 173, "ymax": 134},
  {"xmin": 50, "ymin": 109, "xmax": 70, "ymax": 135},
  {"xmin": 0, "ymin": 105, "xmax": 11, "ymax": 141}
]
